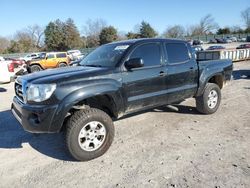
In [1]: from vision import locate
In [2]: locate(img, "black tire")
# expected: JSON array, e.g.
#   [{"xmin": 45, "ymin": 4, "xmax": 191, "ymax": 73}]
[
  {"xmin": 66, "ymin": 108, "xmax": 114, "ymax": 161},
  {"xmin": 196, "ymin": 83, "xmax": 221, "ymax": 114},
  {"xmin": 58, "ymin": 62, "xmax": 67, "ymax": 68},
  {"xmin": 30, "ymin": 65, "xmax": 42, "ymax": 73}
]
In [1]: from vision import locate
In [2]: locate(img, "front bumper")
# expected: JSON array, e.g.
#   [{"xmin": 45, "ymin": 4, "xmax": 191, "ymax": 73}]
[{"xmin": 11, "ymin": 96, "xmax": 58, "ymax": 133}]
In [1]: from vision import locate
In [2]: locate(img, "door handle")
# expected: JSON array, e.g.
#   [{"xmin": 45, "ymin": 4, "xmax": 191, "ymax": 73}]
[
  {"xmin": 190, "ymin": 67, "xmax": 194, "ymax": 70},
  {"xmin": 159, "ymin": 71, "xmax": 166, "ymax": 76}
]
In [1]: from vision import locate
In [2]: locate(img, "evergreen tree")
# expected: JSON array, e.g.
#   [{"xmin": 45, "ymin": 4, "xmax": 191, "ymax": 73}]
[
  {"xmin": 99, "ymin": 26, "xmax": 118, "ymax": 45},
  {"xmin": 63, "ymin": 18, "xmax": 81, "ymax": 49},
  {"xmin": 126, "ymin": 32, "xmax": 140, "ymax": 39},
  {"xmin": 44, "ymin": 20, "xmax": 64, "ymax": 51},
  {"xmin": 139, "ymin": 21, "xmax": 157, "ymax": 38},
  {"xmin": 44, "ymin": 18, "xmax": 81, "ymax": 51}
]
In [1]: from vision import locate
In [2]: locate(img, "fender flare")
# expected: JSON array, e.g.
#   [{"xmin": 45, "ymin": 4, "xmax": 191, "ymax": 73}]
[
  {"xmin": 27, "ymin": 63, "xmax": 44, "ymax": 72},
  {"xmin": 49, "ymin": 83, "xmax": 124, "ymax": 132},
  {"xmin": 196, "ymin": 71, "xmax": 224, "ymax": 96}
]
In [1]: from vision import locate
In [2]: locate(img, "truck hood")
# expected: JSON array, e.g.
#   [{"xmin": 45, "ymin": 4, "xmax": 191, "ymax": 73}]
[{"xmin": 18, "ymin": 66, "xmax": 113, "ymax": 84}]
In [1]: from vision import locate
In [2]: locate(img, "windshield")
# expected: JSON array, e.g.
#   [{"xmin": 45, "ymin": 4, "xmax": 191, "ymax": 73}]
[{"xmin": 80, "ymin": 43, "xmax": 130, "ymax": 67}]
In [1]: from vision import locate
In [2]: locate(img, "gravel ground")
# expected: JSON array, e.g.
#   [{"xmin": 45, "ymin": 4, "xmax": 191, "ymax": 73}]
[{"xmin": 0, "ymin": 61, "xmax": 250, "ymax": 188}]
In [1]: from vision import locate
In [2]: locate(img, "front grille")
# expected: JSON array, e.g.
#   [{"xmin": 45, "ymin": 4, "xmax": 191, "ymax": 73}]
[{"xmin": 15, "ymin": 81, "xmax": 24, "ymax": 102}]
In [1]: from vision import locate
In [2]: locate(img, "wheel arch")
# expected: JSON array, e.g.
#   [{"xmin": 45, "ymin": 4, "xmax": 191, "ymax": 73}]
[
  {"xmin": 28, "ymin": 63, "xmax": 44, "ymax": 72},
  {"xmin": 57, "ymin": 61, "xmax": 68, "ymax": 67},
  {"xmin": 49, "ymin": 85, "xmax": 124, "ymax": 132},
  {"xmin": 196, "ymin": 72, "xmax": 224, "ymax": 97},
  {"xmin": 207, "ymin": 74, "xmax": 224, "ymax": 89}
]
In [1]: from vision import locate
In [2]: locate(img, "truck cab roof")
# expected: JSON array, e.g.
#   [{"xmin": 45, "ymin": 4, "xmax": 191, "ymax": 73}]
[{"xmin": 109, "ymin": 38, "xmax": 187, "ymax": 46}]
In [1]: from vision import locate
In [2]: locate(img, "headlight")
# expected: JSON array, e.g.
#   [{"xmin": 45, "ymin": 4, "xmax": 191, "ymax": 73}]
[{"xmin": 26, "ymin": 84, "xmax": 56, "ymax": 102}]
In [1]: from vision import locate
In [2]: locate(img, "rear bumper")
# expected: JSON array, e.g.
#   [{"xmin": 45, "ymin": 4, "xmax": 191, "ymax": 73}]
[{"xmin": 11, "ymin": 96, "xmax": 59, "ymax": 133}]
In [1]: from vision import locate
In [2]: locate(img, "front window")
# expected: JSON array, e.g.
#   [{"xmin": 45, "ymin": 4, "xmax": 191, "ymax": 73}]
[
  {"xmin": 39, "ymin": 53, "xmax": 46, "ymax": 59},
  {"xmin": 129, "ymin": 43, "xmax": 161, "ymax": 67},
  {"xmin": 80, "ymin": 43, "xmax": 131, "ymax": 67}
]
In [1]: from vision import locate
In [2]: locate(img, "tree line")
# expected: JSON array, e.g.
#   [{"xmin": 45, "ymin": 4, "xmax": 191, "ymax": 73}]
[{"xmin": 0, "ymin": 7, "xmax": 249, "ymax": 54}]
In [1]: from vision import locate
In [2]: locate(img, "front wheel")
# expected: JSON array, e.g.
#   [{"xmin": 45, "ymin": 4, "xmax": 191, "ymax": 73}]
[
  {"xmin": 196, "ymin": 83, "xmax": 221, "ymax": 114},
  {"xmin": 30, "ymin": 65, "xmax": 42, "ymax": 73},
  {"xmin": 66, "ymin": 108, "xmax": 114, "ymax": 161}
]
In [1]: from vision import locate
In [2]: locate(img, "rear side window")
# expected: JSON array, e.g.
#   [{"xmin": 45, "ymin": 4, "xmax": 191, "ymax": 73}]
[
  {"xmin": 56, "ymin": 53, "xmax": 67, "ymax": 58},
  {"xmin": 47, "ymin": 54, "xmax": 55, "ymax": 59},
  {"xmin": 165, "ymin": 43, "xmax": 190, "ymax": 64},
  {"xmin": 129, "ymin": 43, "xmax": 161, "ymax": 67}
]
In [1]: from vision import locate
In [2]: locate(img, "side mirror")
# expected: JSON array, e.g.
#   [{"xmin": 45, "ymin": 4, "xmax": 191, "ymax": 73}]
[
  {"xmin": 125, "ymin": 58, "xmax": 144, "ymax": 70},
  {"xmin": 45, "ymin": 56, "xmax": 48, "ymax": 60}
]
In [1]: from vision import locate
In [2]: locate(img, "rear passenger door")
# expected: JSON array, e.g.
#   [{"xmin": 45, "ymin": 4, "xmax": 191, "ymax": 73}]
[
  {"xmin": 164, "ymin": 42, "xmax": 198, "ymax": 104},
  {"xmin": 56, "ymin": 53, "xmax": 68, "ymax": 65},
  {"xmin": 122, "ymin": 42, "xmax": 166, "ymax": 113}
]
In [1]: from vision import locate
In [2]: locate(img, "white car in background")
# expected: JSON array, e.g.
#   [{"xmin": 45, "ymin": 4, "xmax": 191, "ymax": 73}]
[
  {"xmin": 0, "ymin": 59, "xmax": 26, "ymax": 84},
  {"xmin": 0, "ymin": 60, "xmax": 15, "ymax": 83},
  {"xmin": 229, "ymin": 37, "xmax": 237, "ymax": 42},
  {"xmin": 19, "ymin": 53, "xmax": 40, "ymax": 62},
  {"xmin": 238, "ymin": 38, "xmax": 246, "ymax": 42},
  {"xmin": 67, "ymin": 50, "xmax": 84, "ymax": 61}
]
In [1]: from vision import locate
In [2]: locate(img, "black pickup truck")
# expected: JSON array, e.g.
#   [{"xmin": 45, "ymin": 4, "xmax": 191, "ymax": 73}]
[{"xmin": 11, "ymin": 38, "xmax": 233, "ymax": 161}]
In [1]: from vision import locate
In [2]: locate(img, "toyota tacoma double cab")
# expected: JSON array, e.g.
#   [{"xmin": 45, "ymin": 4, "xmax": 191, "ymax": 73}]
[{"xmin": 11, "ymin": 38, "xmax": 233, "ymax": 161}]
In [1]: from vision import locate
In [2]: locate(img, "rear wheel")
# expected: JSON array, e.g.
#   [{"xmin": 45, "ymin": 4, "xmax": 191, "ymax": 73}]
[
  {"xmin": 196, "ymin": 83, "xmax": 221, "ymax": 114},
  {"xmin": 66, "ymin": 108, "xmax": 114, "ymax": 161},
  {"xmin": 30, "ymin": 65, "xmax": 42, "ymax": 73},
  {"xmin": 58, "ymin": 62, "xmax": 67, "ymax": 68}
]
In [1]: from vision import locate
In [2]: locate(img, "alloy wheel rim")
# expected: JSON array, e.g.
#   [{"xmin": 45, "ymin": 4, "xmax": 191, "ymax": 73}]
[
  {"xmin": 78, "ymin": 121, "xmax": 106, "ymax": 152},
  {"xmin": 207, "ymin": 90, "xmax": 218, "ymax": 109}
]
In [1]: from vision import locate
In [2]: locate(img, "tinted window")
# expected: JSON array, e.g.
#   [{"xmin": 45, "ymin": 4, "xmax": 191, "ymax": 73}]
[
  {"xmin": 56, "ymin": 53, "xmax": 67, "ymax": 58},
  {"xmin": 129, "ymin": 43, "xmax": 161, "ymax": 67},
  {"xmin": 165, "ymin": 43, "xmax": 190, "ymax": 64},
  {"xmin": 47, "ymin": 54, "xmax": 55, "ymax": 59}
]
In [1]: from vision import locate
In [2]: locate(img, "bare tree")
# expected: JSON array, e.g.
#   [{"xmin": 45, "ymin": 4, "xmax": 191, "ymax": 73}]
[
  {"xmin": 199, "ymin": 14, "xmax": 218, "ymax": 34},
  {"xmin": 15, "ymin": 31, "xmax": 35, "ymax": 52},
  {"xmin": 82, "ymin": 18, "xmax": 107, "ymax": 47},
  {"xmin": 26, "ymin": 25, "xmax": 44, "ymax": 48},
  {"xmin": 188, "ymin": 14, "xmax": 218, "ymax": 36},
  {"xmin": 117, "ymin": 31, "xmax": 127, "ymax": 40},
  {"xmin": 187, "ymin": 25, "xmax": 203, "ymax": 36},
  {"xmin": 82, "ymin": 18, "xmax": 107, "ymax": 37},
  {"xmin": 0, "ymin": 37, "xmax": 10, "ymax": 53},
  {"xmin": 230, "ymin": 25, "xmax": 244, "ymax": 34},
  {"xmin": 163, "ymin": 25, "xmax": 185, "ymax": 38},
  {"xmin": 241, "ymin": 7, "xmax": 250, "ymax": 28}
]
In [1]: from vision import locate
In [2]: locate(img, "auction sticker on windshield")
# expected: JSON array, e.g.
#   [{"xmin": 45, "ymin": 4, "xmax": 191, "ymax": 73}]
[{"xmin": 114, "ymin": 45, "xmax": 130, "ymax": 50}]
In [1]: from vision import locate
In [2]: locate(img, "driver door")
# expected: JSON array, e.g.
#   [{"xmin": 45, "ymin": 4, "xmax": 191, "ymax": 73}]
[
  {"xmin": 44, "ymin": 53, "xmax": 56, "ymax": 68},
  {"xmin": 122, "ymin": 42, "xmax": 166, "ymax": 114}
]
